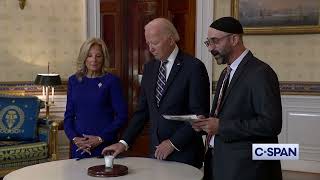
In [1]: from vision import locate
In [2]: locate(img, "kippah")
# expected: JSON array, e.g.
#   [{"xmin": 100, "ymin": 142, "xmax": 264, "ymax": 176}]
[{"xmin": 210, "ymin": 17, "xmax": 243, "ymax": 34}]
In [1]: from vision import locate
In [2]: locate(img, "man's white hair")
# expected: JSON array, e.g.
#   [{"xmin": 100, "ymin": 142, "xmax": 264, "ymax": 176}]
[{"xmin": 145, "ymin": 18, "xmax": 180, "ymax": 42}]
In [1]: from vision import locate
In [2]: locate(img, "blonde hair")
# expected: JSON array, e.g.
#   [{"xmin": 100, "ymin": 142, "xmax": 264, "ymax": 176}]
[
  {"xmin": 75, "ymin": 38, "xmax": 110, "ymax": 81},
  {"xmin": 145, "ymin": 18, "xmax": 180, "ymax": 42}
]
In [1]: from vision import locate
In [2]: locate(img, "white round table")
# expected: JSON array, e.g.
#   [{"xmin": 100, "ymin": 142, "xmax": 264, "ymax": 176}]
[{"xmin": 4, "ymin": 157, "xmax": 203, "ymax": 180}]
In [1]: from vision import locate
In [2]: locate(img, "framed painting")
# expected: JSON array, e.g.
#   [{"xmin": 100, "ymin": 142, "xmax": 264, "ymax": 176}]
[{"xmin": 231, "ymin": 0, "xmax": 320, "ymax": 34}]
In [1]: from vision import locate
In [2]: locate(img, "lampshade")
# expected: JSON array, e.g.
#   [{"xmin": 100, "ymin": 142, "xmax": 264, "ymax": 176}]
[{"xmin": 34, "ymin": 74, "xmax": 62, "ymax": 86}]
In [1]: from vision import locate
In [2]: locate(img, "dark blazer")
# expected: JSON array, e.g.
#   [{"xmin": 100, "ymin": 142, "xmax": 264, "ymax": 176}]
[
  {"xmin": 208, "ymin": 51, "xmax": 282, "ymax": 180},
  {"xmin": 123, "ymin": 50, "xmax": 210, "ymax": 168}
]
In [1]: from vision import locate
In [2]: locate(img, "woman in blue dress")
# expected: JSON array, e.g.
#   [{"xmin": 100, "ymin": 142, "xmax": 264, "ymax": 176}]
[{"xmin": 64, "ymin": 38, "xmax": 128, "ymax": 158}]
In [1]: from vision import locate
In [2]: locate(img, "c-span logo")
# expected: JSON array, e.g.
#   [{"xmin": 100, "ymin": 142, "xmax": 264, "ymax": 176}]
[{"xmin": 252, "ymin": 144, "xmax": 299, "ymax": 160}]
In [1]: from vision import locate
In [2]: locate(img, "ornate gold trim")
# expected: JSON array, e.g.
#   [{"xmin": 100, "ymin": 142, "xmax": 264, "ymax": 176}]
[
  {"xmin": 0, "ymin": 81, "xmax": 67, "ymax": 96},
  {"xmin": 0, "ymin": 105, "xmax": 25, "ymax": 139},
  {"xmin": 49, "ymin": 121, "xmax": 58, "ymax": 161},
  {"xmin": 231, "ymin": 0, "xmax": 320, "ymax": 35}
]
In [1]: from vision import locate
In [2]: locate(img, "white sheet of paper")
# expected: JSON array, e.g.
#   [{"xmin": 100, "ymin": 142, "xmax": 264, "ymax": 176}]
[{"xmin": 162, "ymin": 114, "xmax": 198, "ymax": 123}]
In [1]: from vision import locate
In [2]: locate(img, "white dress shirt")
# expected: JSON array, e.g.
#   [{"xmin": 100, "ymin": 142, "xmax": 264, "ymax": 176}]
[{"xmin": 163, "ymin": 45, "xmax": 179, "ymax": 80}]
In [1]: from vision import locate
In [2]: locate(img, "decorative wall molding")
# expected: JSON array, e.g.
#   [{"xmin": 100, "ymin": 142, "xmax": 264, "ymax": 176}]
[
  {"xmin": 280, "ymin": 95, "xmax": 320, "ymax": 173},
  {"xmin": 0, "ymin": 81, "xmax": 67, "ymax": 95},
  {"xmin": 280, "ymin": 81, "xmax": 320, "ymax": 95},
  {"xmin": 212, "ymin": 81, "xmax": 320, "ymax": 95}
]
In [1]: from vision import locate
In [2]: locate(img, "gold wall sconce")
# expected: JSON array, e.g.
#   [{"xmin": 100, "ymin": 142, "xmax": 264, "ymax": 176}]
[{"xmin": 19, "ymin": 0, "xmax": 26, "ymax": 10}]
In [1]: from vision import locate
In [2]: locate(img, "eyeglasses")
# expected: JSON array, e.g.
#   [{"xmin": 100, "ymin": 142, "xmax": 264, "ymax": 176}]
[{"xmin": 204, "ymin": 34, "xmax": 232, "ymax": 47}]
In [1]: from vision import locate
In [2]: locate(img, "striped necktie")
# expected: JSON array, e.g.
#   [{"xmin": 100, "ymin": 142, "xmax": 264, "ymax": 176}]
[
  {"xmin": 155, "ymin": 60, "xmax": 168, "ymax": 107},
  {"xmin": 213, "ymin": 66, "xmax": 232, "ymax": 117},
  {"xmin": 206, "ymin": 66, "xmax": 232, "ymax": 149}
]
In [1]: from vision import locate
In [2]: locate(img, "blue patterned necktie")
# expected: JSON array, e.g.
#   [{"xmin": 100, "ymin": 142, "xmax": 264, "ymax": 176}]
[{"xmin": 155, "ymin": 60, "xmax": 168, "ymax": 107}]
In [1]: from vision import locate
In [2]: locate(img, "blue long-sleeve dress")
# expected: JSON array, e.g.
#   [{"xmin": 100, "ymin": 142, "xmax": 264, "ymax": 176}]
[{"xmin": 64, "ymin": 73, "xmax": 128, "ymax": 158}]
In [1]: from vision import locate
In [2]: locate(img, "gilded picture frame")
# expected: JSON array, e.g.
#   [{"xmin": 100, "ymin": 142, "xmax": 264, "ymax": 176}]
[{"xmin": 231, "ymin": 0, "xmax": 320, "ymax": 35}]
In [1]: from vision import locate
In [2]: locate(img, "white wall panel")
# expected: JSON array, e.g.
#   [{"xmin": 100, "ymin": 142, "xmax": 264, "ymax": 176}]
[{"xmin": 281, "ymin": 95, "xmax": 320, "ymax": 173}]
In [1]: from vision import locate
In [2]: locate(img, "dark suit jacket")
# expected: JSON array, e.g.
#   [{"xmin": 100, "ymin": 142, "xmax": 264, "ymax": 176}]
[
  {"xmin": 123, "ymin": 50, "xmax": 210, "ymax": 168},
  {"xmin": 209, "ymin": 51, "xmax": 282, "ymax": 180}
]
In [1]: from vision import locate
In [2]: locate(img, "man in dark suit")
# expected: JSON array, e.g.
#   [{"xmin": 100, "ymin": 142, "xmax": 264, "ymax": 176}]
[
  {"xmin": 103, "ymin": 18, "xmax": 210, "ymax": 168},
  {"xmin": 192, "ymin": 17, "xmax": 283, "ymax": 180}
]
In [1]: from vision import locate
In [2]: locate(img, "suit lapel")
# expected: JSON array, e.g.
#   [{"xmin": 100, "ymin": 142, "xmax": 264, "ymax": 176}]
[
  {"xmin": 161, "ymin": 51, "xmax": 183, "ymax": 102},
  {"xmin": 220, "ymin": 51, "xmax": 253, "ymax": 109}
]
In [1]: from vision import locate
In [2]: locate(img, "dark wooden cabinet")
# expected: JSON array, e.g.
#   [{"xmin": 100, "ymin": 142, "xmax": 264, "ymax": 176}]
[{"xmin": 100, "ymin": 0, "xmax": 196, "ymax": 157}]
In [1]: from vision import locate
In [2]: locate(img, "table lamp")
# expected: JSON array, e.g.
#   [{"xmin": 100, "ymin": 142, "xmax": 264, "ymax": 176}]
[{"xmin": 34, "ymin": 74, "xmax": 62, "ymax": 119}]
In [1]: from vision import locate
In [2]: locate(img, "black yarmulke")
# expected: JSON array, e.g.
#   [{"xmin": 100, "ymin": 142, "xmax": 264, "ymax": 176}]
[{"xmin": 210, "ymin": 17, "xmax": 243, "ymax": 34}]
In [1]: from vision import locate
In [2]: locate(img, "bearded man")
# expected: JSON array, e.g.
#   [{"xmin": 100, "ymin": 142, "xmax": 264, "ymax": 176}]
[{"xmin": 192, "ymin": 17, "xmax": 283, "ymax": 180}]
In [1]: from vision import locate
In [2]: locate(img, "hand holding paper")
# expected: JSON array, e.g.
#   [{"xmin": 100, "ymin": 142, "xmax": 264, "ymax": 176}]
[{"xmin": 192, "ymin": 117, "xmax": 220, "ymax": 135}]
